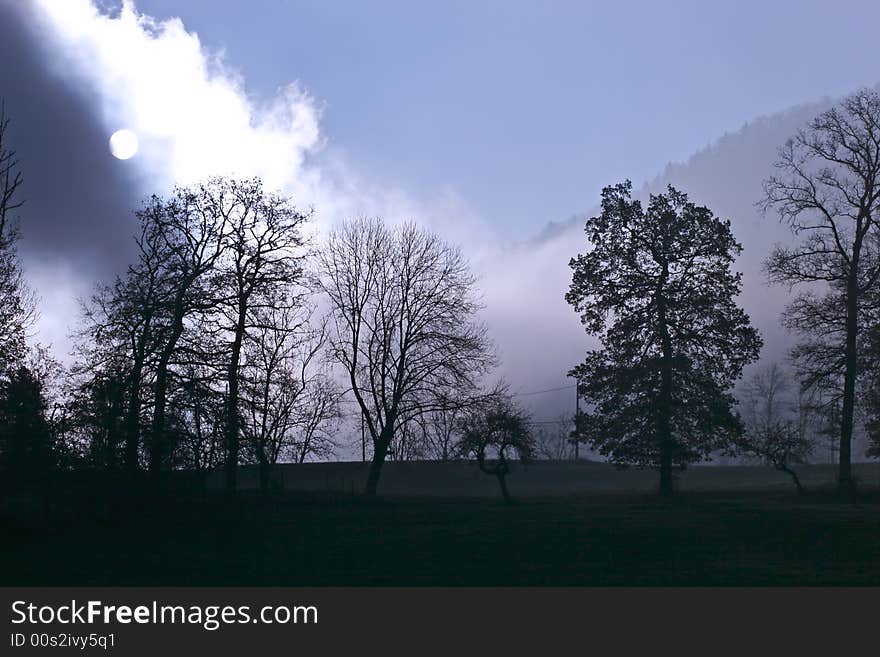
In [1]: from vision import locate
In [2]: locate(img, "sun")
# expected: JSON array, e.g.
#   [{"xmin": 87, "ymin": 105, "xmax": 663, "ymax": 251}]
[{"xmin": 109, "ymin": 129, "xmax": 139, "ymax": 160}]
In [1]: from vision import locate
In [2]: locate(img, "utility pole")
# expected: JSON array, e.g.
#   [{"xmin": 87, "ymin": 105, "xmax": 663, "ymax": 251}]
[{"xmin": 361, "ymin": 409, "xmax": 366, "ymax": 462}]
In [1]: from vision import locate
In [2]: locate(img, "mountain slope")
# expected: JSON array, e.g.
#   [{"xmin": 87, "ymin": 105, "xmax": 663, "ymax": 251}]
[{"xmin": 480, "ymin": 95, "xmax": 846, "ymax": 426}]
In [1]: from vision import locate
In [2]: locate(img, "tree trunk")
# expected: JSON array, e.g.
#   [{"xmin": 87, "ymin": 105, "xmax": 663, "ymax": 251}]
[
  {"xmin": 364, "ymin": 436, "xmax": 389, "ymax": 497},
  {"xmin": 125, "ymin": 313, "xmax": 152, "ymax": 476},
  {"xmin": 497, "ymin": 472, "xmax": 512, "ymax": 504},
  {"xmin": 150, "ymin": 305, "xmax": 185, "ymax": 482},
  {"xmin": 656, "ymin": 263, "xmax": 675, "ymax": 498},
  {"xmin": 657, "ymin": 366, "xmax": 674, "ymax": 497},
  {"xmin": 839, "ymin": 270, "xmax": 859, "ymax": 496},
  {"xmin": 259, "ymin": 452, "xmax": 271, "ymax": 493},
  {"xmin": 124, "ymin": 357, "xmax": 143, "ymax": 475},
  {"xmin": 780, "ymin": 464, "xmax": 804, "ymax": 495},
  {"xmin": 224, "ymin": 306, "xmax": 247, "ymax": 495},
  {"xmin": 149, "ymin": 359, "xmax": 169, "ymax": 481}
]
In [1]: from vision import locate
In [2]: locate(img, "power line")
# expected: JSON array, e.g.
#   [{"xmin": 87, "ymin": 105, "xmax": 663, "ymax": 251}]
[
  {"xmin": 335, "ymin": 383, "xmax": 578, "ymax": 403},
  {"xmin": 512, "ymin": 384, "xmax": 577, "ymax": 397},
  {"xmin": 525, "ymin": 419, "xmax": 572, "ymax": 425}
]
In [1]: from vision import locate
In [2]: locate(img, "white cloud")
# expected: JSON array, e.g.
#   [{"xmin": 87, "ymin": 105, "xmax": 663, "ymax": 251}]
[{"xmin": 32, "ymin": 0, "xmax": 322, "ymax": 196}]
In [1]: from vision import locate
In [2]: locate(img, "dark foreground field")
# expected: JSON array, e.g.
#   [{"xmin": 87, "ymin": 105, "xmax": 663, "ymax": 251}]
[{"xmin": 2, "ymin": 461, "xmax": 879, "ymax": 585}]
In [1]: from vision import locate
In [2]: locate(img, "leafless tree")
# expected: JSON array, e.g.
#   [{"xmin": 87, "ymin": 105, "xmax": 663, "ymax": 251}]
[
  {"xmin": 168, "ymin": 361, "xmax": 225, "ymax": 488},
  {"xmin": 139, "ymin": 182, "xmax": 227, "ymax": 478},
  {"xmin": 762, "ymin": 89, "xmax": 880, "ymax": 494},
  {"xmin": 240, "ymin": 304, "xmax": 340, "ymax": 491},
  {"xmin": 731, "ymin": 363, "xmax": 816, "ymax": 494},
  {"xmin": 0, "ymin": 101, "xmax": 22, "ymax": 248},
  {"xmin": 534, "ymin": 416, "xmax": 575, "ymax": 460},
  {"xmin": 863, "ymin": 286, "xmax": 880, "ymax": 457},
  {"xmin": 73, "ymin": 222, "xmax": 167, "ymax": 475},
  {"xmin": 319, "ymin": 218, "xmax": 493, "ymax": 496},
  {"xmin": 210, "ymin": 178, "xmax": 311, "ymax": 492},
  {"xmin": 413, "ymin": 405, "xmax": 466, "ymax": 461}
]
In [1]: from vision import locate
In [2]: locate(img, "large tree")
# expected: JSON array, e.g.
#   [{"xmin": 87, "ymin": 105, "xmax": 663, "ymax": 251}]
[
  {"xmin": 566, "ymin": 181, "xmax": 762, "ymax": 496},
  {"xmin": 762, "ymin": 88, "xmax": 880, "ymax": 494},
  {"xmin": 73, "ymin": 224, "xmax": 166, "ymax": 475},
  {"xmin": 138, "ymin": 184, "xmax": 227, "ymax": 479},
  {"xmin": 319, "ymin": 218, "xmax": 493, "ymax": 496},
  {"xmin": 211, "ymin": 178, "xmax": 310, "ymax": 492}
]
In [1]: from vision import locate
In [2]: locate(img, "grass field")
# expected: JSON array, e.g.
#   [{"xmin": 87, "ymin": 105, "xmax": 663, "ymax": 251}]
[
  {"xmin": 211, "ymin": 459, "xmax": 880, "ymax": 497},
  {"xmin": 2, "ymin": 461, "xmax": 879, "ymax": 586}
]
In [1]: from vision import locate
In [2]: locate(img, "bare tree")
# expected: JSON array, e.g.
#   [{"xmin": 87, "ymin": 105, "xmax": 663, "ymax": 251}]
[
  {"xmin": 413, "ymin": 405, "xmax": 466, "ymax": 461},
  {"xmin": 211, "ymin": 178, "xmax": 311, "ymax": 492},
  {"xmin": 863, "ymin": 287, "xmax": 880, "ymax": 458},
  {"xmin": 139, "ymin": 183, "xmax": 227, "ymax": 479},
  {"xmin": 240, "ymin": 304, "xmax": 339, "ymax": 491},
  {"xmin": 534, "ymin": 416, "xmax": 575, "ymax": 460},
  {"xmin": 762, "ymin": 89, "xmax": 880, "ymax": 494},
  {"xmin": 731, "ymin": 363, "xmax": 816, "ymax": 494},
  {"xmin": 74, "ymin": 225, "xmax": 166, "ymax": 476},
  {"xmin": 168, "ymin": 361, "xmax": 225, "ymax": 488},
  {"xmin": 120, "ymin": 222, "xmax": 168, "ymax": 474},
  {"xmin": 319, "ymin": 218, "xmax": 493, "ymax": 496},
  {"xmin": 0, "ymin": 101, "xmax": 22, "ymax": 248},
  {"xmin": 68, "ymin": 178, "xmax": 317, "ymax": 488}
]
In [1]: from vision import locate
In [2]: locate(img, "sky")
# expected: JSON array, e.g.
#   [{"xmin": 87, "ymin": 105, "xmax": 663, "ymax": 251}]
[
  {"xmin": 1, "ymin": 0, "xmax": 879, "ymax": 430},
  {"xmin": 131, "ymin": 0, "xmax": 880, "ymax": 236}
]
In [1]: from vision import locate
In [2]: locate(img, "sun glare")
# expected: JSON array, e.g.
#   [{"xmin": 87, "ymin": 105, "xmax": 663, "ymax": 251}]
[{"xmin": 109, "ymin": 128, "xmax": 138, "ymax": 160}]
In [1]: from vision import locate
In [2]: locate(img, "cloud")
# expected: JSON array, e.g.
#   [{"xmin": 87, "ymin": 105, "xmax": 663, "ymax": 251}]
[
  {"xmin": 30, "ymin": 0, "xmax": 322, "ymax": 196},
  {"xmin": 23, "ymin": 0, "xmax": 500, "ymax": 235}
]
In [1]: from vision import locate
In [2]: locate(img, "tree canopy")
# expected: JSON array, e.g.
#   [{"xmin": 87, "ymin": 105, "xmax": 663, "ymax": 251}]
[{"xmin": 567, "ymin": 181, "xmax": 762, "ymax": 494}]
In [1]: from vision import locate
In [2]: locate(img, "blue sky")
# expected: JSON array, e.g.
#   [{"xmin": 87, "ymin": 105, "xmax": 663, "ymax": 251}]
[{"xmin": 133, "ymin": 0, "xmax": 880, "ymax": 237}]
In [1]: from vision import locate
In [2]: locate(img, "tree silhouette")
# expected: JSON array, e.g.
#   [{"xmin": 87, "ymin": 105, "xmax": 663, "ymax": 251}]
[
  {"xmin": 730, "ymin": 363, "xmax": 816, "ymax": 494},
  {"xmin": 412, "ymin": 403, "xmax": 467, "ymax": 462},
  {"xmin": 137, "ymin": 184, "xmax": 227, "ymax": 479},
  {"xmin": 73, "ymin": 237, "xmax": 165, "ymax": 476},
  {"xmin": 567, "ymin": 181, "xmax": 762, "ymax": 496},
  {"xmin": 319, "ymin": 218, "xmax": 493, "ymax": 496},
  {"xmin": 762, "ymin": 89, "xmax": 880, "ymax": 495},
  {"xmin": 210, "ymin": 178, "xmax": 310, "ymax": 493},
  {"xmin": 240, "ymin": 303, "xmax": 340, "ymax": 491},
  {"xmin": 457, "ymin": 394, "xmax": 534, "ymax": 504}
]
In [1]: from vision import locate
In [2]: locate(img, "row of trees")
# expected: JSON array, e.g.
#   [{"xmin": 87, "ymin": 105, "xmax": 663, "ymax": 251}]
[
  {"xmin": 1, "ymin": 89, "xmax": 879, "ymax": 501},
  {"xmin": 65, "ymin": 178, "xmax": 342, "ymax": 492},
  {"xmin": 0, "ymin": 101, "xmax": 528, "ymax": 499}
]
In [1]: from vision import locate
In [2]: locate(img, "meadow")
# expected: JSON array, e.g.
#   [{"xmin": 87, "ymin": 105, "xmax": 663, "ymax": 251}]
[{"xmin": 3, "ymin": 461, "xmax": 879, "ymax": 586}]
